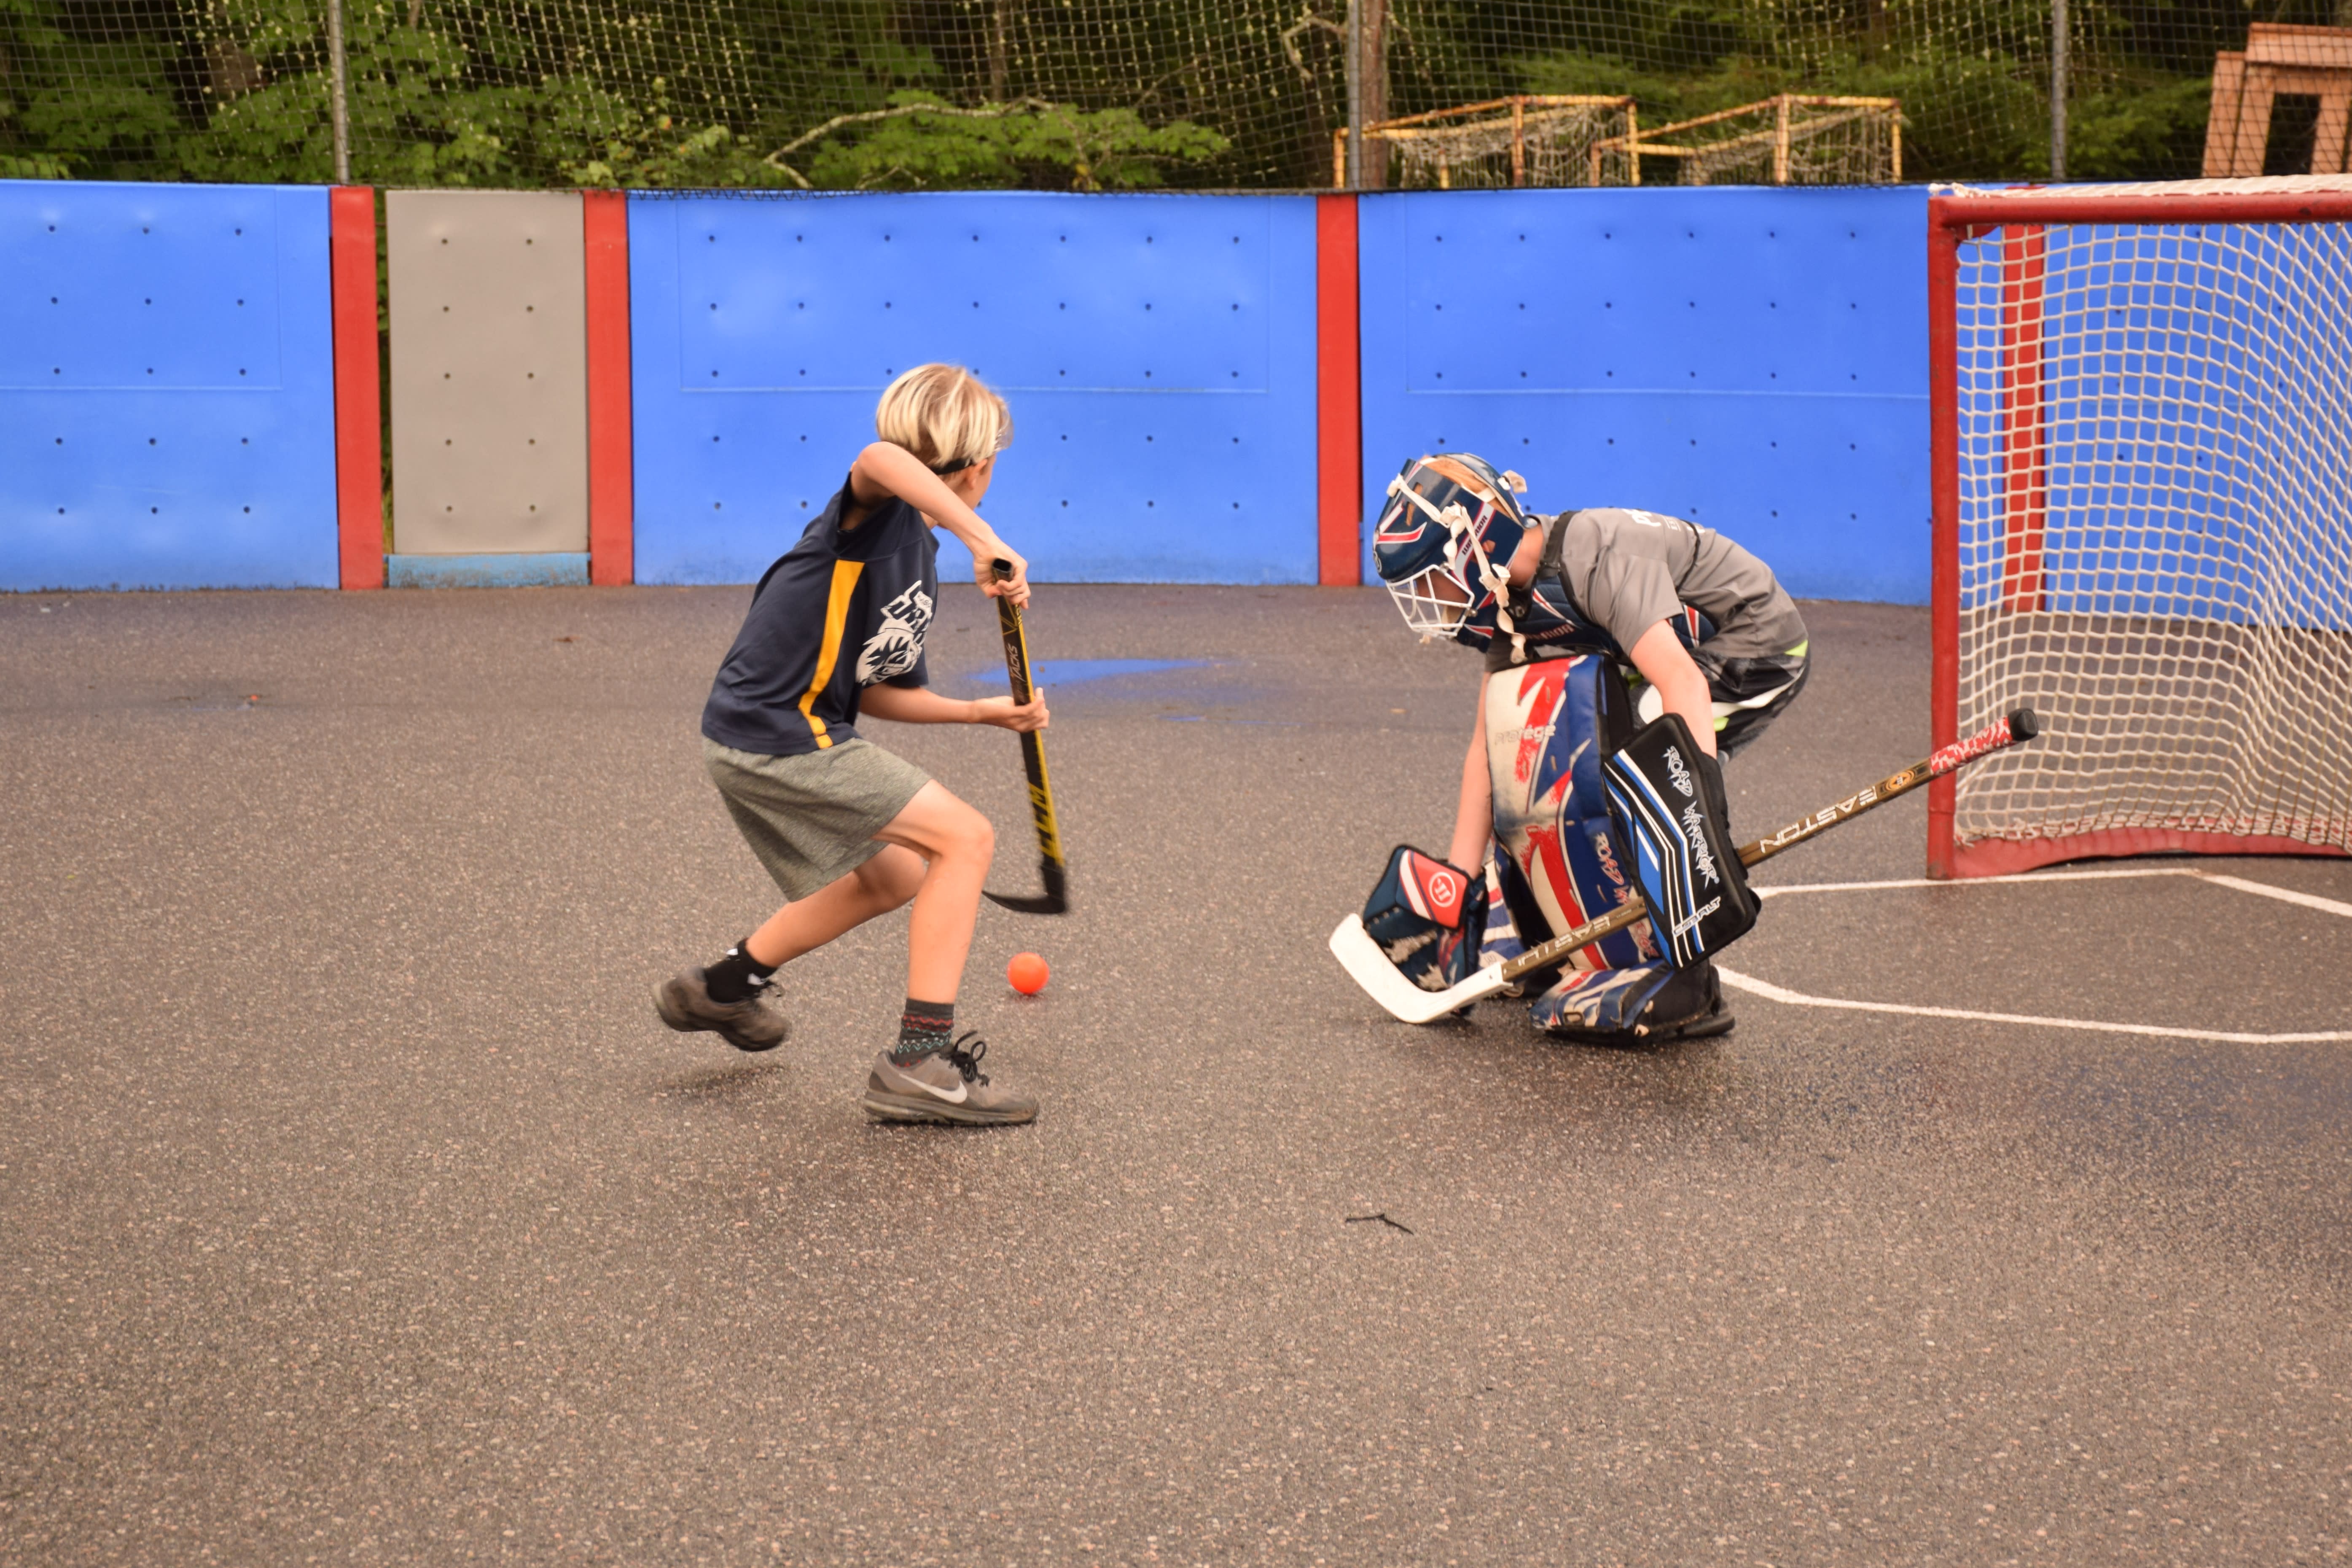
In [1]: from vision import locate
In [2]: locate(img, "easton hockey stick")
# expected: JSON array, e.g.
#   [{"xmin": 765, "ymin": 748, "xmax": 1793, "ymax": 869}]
[
  {"xmin": 1330, "ymin": 707, "xmax": 2040, "ymax": 1024},
  {"xmin": 982, "ymin": 559, "xmax": 1069, "ymax": 915}
]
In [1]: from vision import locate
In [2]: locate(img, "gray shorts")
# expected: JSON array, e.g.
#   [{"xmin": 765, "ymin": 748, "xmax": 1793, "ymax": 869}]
[{"xmin": 703, "ymin": 737, "xmax": 932, "ymax": 901}]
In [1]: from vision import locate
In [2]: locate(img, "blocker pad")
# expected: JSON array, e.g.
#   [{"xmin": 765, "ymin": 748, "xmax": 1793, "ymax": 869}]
[{"xmin": 1602, "ymin": 714, "xmax": 1758, "ymax": 968}]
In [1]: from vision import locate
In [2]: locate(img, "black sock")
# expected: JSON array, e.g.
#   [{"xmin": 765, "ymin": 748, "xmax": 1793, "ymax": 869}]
[
  {"xmin": 893, "ymin": 998, "xmax": 955, "ymax": 1063},
  {"xmin": 704, "ymin": 938, "xmax": 777, "ymax": 1004}
]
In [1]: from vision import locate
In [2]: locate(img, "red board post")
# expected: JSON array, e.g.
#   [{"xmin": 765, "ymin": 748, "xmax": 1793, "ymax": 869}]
[
  {"xmin": 329, "ymin": 186, "xmax": 384, "ymax": 590},
  {"xmin": 582, "ymin": 190, "xmax": 634, "ymax": 586},
  {"xmin": 1315, "ymin": 194, "xmax": 1361, "ymax": 586}
]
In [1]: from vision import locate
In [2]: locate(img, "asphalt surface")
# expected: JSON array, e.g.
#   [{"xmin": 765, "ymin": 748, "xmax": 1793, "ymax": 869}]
[{"xmin": 3, "ymin": 584, "xmax": 2349, "ymax": 1566}]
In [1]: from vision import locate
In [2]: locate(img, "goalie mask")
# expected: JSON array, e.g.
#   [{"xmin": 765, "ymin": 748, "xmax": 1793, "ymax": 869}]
[{"xmin": 1371, "ymin": 453, "xmax": 1531, "ymax": 651}]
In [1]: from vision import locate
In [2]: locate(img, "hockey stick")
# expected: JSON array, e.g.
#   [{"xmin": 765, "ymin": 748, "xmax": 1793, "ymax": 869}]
[
  {"xmin": 1329, "ymin": 708, "xmax": 2040, "ymax": 1024},
  {"xmin": 981, "ymin": 559, "xmax": 1069, "ymax": 915}
]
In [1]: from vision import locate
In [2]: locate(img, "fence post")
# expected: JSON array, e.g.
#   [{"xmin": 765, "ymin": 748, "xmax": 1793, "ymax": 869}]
[
  {"xmin": 2050, "ymin": 0, "xmax": 2068, "ymax": 180},
  {"xmin": 326, "ymin": 0, "xmax": 351, "ymax": 184},
  {"xmin": 1343, "ymin": 0, "xmax": 1360, "ymax": 189}
]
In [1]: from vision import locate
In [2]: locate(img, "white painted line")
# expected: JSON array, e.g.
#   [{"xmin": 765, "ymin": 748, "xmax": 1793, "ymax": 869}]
[
  {"xmin": 1758, "ymin": 865, "xmax": 2352, "ymax": 922},
  {"xmin": 1716, "ymin": 967, "xmax": 2352, "ymax": 1045},
  {"xmin": 2197, "ymin": 872, "xmax": 2352, "ymax": 921},
  {"xmin": 1758, "ymin": 866, "xmax": 2201, "ymax": 897}
]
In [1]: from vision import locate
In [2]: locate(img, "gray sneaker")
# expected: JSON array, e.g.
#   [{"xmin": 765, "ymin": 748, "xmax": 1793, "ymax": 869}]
[
  {"xmin": 860, "ymin": 1033, "xmax": 1038, "ymax": 1126},
  {"xmin": 653, "ymin": 967, "xmax": 791, "ymax": 1053}
]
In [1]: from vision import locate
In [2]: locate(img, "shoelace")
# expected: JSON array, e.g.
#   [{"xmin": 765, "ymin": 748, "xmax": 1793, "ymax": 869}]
[{"xmin": 941, "ymin": 1030, "xmax": 992, "ymax": 1086}]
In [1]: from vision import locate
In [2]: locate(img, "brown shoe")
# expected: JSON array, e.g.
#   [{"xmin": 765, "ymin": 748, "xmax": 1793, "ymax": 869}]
[
  {"xmin": 860, "ymin": 1033, "xmax": 1038, "ymax": 1126},
  {"xmin": 653, "ymin": 968, "xmax": 790, "ymax": 1053}
]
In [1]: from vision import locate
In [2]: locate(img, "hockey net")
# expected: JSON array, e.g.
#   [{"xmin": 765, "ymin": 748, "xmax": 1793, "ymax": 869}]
[
  {"xmin": 1345, "ymin": 96, "xmax": 1636, "ymax": 190},
  {"xmin": 1930, "ymin": 177, "xmax": 2352, "ymax": 877}
]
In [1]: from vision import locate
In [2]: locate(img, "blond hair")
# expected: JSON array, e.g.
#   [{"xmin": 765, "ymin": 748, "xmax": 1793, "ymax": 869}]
[{"xmin": 874, "ymin": 363, "xmax": 1013, "ymax": 472}]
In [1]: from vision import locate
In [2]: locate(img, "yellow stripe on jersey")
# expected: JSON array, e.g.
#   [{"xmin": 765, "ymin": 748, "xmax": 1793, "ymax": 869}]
[{"xmin": 798, "ymin": 559, "xmax": 866, "ymax": 748}]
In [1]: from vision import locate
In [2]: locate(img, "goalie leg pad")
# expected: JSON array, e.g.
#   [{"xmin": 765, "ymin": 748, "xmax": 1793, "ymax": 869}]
[
  {"xmin": 1483, "ymin": 656, "xmax": 1661, "ymax": 974},
  {"xmin": 1361, "ymin": 845, "xmax": 1489, "ymax": 993},
  {"xmin": 1531, "ymin": 959, "xmax": 1724, "ymax": 1041},
  {"xmin": 1602, "ymin": 713, "xmax": 1761, "ymax": 968}
]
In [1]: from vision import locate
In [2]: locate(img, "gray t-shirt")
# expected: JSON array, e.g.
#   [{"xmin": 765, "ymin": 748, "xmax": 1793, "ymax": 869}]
[{"xmin": 1542, "ymin": 507, "xmax": 1807, "ymax": 669}]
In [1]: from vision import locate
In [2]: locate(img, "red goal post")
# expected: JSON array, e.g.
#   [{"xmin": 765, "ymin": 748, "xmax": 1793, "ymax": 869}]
[{"xmin": 1927, "ymin": 178, "xmax": 2352, "ymax": 878}]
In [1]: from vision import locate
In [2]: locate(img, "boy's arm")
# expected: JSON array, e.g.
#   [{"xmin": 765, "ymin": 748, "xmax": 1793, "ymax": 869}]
[
  {"xmin": 858, "ymin": 682, "xmax": 1048, "ymax": 733},
  {"xmin": 849, "ymin": 441, "xmax": 1030, "ymax": 605},
  {"xmin": 1446, "ymin": 678, "xmax": 1494, "ymax": 871},
  {"xmin": 1626, "ymin": 620, "xmax": 1718, "ymax": 758}
]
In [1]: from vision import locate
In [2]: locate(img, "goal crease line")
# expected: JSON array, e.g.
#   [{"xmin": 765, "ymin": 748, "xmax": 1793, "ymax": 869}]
[
  {"xmin": 1758, "ymin": 866, "xmax": 2352, "ymax": 919},
  {"xmin": 1714, "ymin": 968, "xmax": 2352, "ymax": 1045}
]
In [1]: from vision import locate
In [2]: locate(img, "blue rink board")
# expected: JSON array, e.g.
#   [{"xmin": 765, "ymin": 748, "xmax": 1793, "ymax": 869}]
[
  {"xmin": 628, "ymin": 192, "xmax": 1320, "ymax": 585},
  {"xmin": 0, "ymin": 181, "xmax": 338, "ymax": 591},
  {"xmin": 1359, "ymin": 186, "xmax": 1932, "ymax": 604}
]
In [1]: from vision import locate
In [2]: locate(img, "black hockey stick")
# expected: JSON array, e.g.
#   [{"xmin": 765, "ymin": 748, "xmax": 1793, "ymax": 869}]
[
  {"xmin": 982, "ymin": 559, "xmax": 1068, "ymax": 916},
  {"xmin": 1331, "ymin": 707, "xmax": 2041, "ymax": 1022}
]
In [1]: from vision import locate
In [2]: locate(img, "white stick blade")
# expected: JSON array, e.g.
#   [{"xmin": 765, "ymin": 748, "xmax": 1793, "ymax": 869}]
[{"xmin": 1327, "ymin": 914, "xmax": 1508, "ymax": 1024}]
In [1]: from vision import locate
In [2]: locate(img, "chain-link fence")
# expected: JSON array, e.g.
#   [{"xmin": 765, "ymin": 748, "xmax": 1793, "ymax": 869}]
[{"xmin": 4, "ymin": 0, "xmax": 2347, "ymax": 189}]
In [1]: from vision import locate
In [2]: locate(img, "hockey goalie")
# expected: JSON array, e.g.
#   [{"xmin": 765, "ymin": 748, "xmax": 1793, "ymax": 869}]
[{"xmin": 1358, "ymin": 452, "xmax": 1813, "ymax": 1046}]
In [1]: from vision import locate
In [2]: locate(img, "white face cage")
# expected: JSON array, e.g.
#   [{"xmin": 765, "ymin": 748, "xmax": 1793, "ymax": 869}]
[
  {"xmin": 1380, "ymin": 473, "xmax": 1521, "ymax": 643},
  {"xmin": 1386, "ymin": 555, "xmax": 1479, "ymax": 640}
]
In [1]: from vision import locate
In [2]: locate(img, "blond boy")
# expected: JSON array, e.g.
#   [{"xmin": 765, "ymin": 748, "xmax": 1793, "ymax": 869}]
[{"xmin": 656, "ymin": 365, "xmax": 1049, "ymax": 1124}]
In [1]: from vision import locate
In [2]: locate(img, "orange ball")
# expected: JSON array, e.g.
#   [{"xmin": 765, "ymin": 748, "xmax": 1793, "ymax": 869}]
[{"xmin": 1007, "ymin": 951, "xmax": 1050, "ymax": 995}]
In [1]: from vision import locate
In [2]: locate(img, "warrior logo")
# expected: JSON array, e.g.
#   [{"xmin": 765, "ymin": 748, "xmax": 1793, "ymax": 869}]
[
  {"xmin": 856, "ymin": 583, "xmax": 934, "ymax": 685},
  {"xmin": 1403, "ymin": 852, "xmax": 1466, "ymax": 925}
]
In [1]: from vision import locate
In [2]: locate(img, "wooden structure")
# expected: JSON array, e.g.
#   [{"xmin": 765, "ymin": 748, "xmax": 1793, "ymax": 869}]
[
  {"xmin": 1332, "ymin": 96, "xmax": 1637, "ymax": 189},
  {"xmin": 1590, "ymin": 95, "xmax": 1902, "ymax": 186},
  {"xmin": 2205, "ymin": 24, "xmax": 2352, "ymax": 177}
]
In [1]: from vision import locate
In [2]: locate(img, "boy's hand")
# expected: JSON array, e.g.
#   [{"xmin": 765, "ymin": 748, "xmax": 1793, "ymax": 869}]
[
  {"xmin": 971, "ymin": 691, "xmax": 1049, "ymax": 733},
  {"xmin": 978, "ymin": 545, "xmax": 1031, "ymax": 607}
]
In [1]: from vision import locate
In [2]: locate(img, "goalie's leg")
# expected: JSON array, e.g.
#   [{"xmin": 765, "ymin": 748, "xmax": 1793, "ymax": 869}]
[
  {"xmin": 1483, "ymin": 655, "xmax": 1733, "ymax": 1044},
  {"xmin": 1621, "ymin": 645, "xmax": 1812, "ymax": 761}
]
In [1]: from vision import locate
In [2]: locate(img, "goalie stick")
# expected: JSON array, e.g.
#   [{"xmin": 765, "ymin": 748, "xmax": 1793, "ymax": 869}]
[
  {"xmin": 982, "ymin": 558, "xmax": 1069, "ymax": 916},
  {"xmin": 1330, "ymin": 708, "xmax": 2041, "ymax": 1025}
]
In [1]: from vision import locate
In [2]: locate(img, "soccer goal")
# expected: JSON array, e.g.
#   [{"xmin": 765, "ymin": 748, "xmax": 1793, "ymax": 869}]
[{"xmin": 1928, "ymin": 177, "xmax": 2352, "ymax": 878}]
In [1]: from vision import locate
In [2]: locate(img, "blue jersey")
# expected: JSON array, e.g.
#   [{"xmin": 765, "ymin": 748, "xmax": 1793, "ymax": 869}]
[{"xmin": 701, "ymin": 474, "xmax": 938, "ymax": 758}]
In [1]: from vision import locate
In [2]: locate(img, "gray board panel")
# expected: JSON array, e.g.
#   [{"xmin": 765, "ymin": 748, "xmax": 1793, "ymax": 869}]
[{"xmin": 389, "ymin": 191, "xmax": 588, "ymax": 556}]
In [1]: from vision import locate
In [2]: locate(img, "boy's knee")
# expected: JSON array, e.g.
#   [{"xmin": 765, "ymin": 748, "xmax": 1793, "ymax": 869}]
[
  {"xmin": 919, "ymin": 800, "xmax": 993, "ymax": 863},
  {"xmin": 956, "ymin": 810, "xmax": 996, "ymax": 861},
  {"xmin": 859, "ymin": 850, "xmax": 926, "ymax": 908}
]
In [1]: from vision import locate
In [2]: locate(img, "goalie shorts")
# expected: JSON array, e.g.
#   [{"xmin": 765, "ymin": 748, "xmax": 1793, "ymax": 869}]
[
  {"xmin": 1697, "ymin": 649, "xmax": 1810, "ymax": 761},
  {"xmin": 703, "ymin": 737, "xmax": 931, "ymax": 901}
]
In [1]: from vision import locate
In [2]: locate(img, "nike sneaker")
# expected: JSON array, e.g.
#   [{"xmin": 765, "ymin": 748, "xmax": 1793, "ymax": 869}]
[
  {"xmin": 860, "ymin": 1032, "xmax": 1038, "ymax": 1126},
  {"xmin": 652, "ymin": 967, "xmax": 791, "ymax": 1053}
]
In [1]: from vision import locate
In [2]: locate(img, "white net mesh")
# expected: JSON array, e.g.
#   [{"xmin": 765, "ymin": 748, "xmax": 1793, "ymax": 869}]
[{"xmin": 1949, "ymin": 176, "xmax": 2352, "ymax": 865}]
